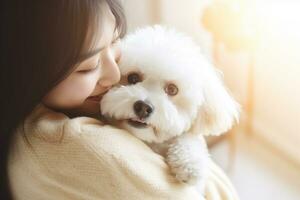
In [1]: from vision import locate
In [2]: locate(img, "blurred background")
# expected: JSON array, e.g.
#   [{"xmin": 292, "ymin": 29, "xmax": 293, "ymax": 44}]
[{"xmin": 122, "ymin": 0, "xmax": 300, "ymax": 199}]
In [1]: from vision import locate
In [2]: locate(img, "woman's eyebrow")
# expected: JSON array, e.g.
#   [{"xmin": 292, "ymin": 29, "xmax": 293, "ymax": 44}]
[{"xmin": 78, "ymin": 47, "xmax": 105, "ymax": 63}]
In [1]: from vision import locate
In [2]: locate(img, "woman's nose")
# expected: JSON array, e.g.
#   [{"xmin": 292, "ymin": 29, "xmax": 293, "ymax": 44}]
[{"xmin": 97, "ymin": 46, "xmax": 121, "ymax": 87}]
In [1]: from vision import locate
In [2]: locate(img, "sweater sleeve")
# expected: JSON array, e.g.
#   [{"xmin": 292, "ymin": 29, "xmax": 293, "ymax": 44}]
[
  {"xmin": 8, "ymin": 107, "xmax": 199, "ymax": 200},
  {"xmin": 8, "ymin": 105, "xmax": 239, "ymax": 200}
]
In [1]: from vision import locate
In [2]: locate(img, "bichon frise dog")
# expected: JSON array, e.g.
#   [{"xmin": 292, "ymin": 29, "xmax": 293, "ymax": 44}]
[{"xmin": 100, "ymin": 25, "xmax": 239, "ymax": 196}]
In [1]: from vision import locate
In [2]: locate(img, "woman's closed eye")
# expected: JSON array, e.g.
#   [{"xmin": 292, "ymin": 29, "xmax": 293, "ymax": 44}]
[
  {"xmin": 77, "ymin": 66, "xmax": 98, "ymax": 73},
  {"xmin": 77, "ymin": 60, "xmax": 101, "ymax": 74}
]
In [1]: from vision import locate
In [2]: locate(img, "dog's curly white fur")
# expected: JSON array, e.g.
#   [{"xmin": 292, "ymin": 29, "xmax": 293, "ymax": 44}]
[{"xmin": 100, "ymin": 25, "xmax": 239, "ymax": 196}]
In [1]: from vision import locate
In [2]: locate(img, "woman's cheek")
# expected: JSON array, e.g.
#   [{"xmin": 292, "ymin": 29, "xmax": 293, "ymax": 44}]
[
  {"xmin": 55, "ymin": 76, "xmax": 94, "ymax": 107},
  {"xmin": 70, "ymin": 77, "xmax": 96, "ymax": 101}
]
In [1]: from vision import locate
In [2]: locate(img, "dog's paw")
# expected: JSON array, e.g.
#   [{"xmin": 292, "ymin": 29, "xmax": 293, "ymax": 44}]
[{"xmin": 166, "ymin": 136, "xmax": 209, "ymax": 185}]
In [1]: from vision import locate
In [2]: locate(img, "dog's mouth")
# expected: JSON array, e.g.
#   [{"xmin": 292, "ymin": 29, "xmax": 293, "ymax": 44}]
[
  {"xmin": 103, "ymin": 116, "xmax": 159, "ymax": 136},
  {"xmin": 127, "ymin": 118, "xmax": 148, "ymax": 128}
]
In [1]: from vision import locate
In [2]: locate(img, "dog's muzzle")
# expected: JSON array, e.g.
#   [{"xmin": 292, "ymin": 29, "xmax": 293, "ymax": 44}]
[{"xmin": 133, "ymin": 100, "xmax": 154, "ymax": 119}]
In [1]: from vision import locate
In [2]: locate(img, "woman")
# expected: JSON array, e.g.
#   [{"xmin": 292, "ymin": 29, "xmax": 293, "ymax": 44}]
[{"xmin": 0, "ymin": 0, "xmax": 239, "ymax": 199}]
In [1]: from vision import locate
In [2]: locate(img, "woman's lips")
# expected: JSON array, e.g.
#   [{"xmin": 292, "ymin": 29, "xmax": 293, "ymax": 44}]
[
  {"xmin": 87, "ymin": 95, "xmax": 102, "ymax": 102},
  {"xmin": 87, "ymin": 89, "xmax": 110, "ymax": 102}
]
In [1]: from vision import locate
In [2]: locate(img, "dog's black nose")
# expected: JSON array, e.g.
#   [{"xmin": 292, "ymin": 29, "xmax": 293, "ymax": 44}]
[{"xmin": 133, "ymin": 100, "xmax": 154, "ymax": 119}]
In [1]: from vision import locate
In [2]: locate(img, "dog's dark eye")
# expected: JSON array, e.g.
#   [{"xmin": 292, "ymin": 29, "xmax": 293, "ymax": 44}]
[
  {"xmin": 127, "ymin": 72, "xmax": 142, "ymax": 84},
  {"xmin": 165, "ymin": 83, "xmax": 178, "ymax": 96}
]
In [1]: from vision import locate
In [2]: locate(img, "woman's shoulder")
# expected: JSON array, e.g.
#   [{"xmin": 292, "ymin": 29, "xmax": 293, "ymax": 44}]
[
  {"xmin": 20, "ymin": 103, "xmax": 174, "ymax": 185},
  {"xmin": 22, "ymin": 103, "xmax": 104, "ymax": 142},
  {"xmin": 10, "ymin": 104, "xmax": 201, "ymax": 200},
  {"xmin": 12, "ymin": 103, "xmax": 163, "ymax": 181},
  {"xmin": 20, "ymin": 103, "xmax": 152, "ymax": 157}
]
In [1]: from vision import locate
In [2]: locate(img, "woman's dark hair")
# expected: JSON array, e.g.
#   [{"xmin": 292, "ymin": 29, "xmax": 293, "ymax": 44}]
[{"xmin": 0, "ymin": 0, "xmax": 126, "ymax": 198}]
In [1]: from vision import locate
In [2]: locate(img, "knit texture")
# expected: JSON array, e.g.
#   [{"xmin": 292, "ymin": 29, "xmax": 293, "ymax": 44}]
[{"xmin": 8, "ymin": 104, "xmax": 239, "ymax": 200}]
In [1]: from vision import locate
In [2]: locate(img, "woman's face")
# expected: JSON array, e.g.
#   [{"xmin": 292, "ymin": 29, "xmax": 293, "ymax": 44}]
[{"xmin": 43, "ymin": 5, "xmax": 121, "ymax": 117}]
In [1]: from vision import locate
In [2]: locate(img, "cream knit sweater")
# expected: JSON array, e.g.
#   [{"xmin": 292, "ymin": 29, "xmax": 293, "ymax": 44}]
[{"xmin": 8, "ymin": 104, "xmax": 239, "ymax": 200}]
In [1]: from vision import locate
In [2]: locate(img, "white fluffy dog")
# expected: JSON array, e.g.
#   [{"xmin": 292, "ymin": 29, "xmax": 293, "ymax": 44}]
[{"xmin": 100, "ymin": 25, "xmax": 239, "ymax": 196}]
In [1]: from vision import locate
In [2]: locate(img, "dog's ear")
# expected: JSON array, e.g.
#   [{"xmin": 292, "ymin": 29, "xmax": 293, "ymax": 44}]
[{"xmin": 190, "ymin": 67, "xmax": 240, "ymax": 136}]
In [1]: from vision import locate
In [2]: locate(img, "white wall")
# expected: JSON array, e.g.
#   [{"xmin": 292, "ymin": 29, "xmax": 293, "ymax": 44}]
[
  {"xmin": 122, "ymin": 0, "xmax": 152, "ymax": 32},
  {"xmin": 123, "ymin": 0, "xmax": 213, "ymax": 54},
  {"xmin": 252, "ymin": 1, "xmax": 300, "ymax": 163}
]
